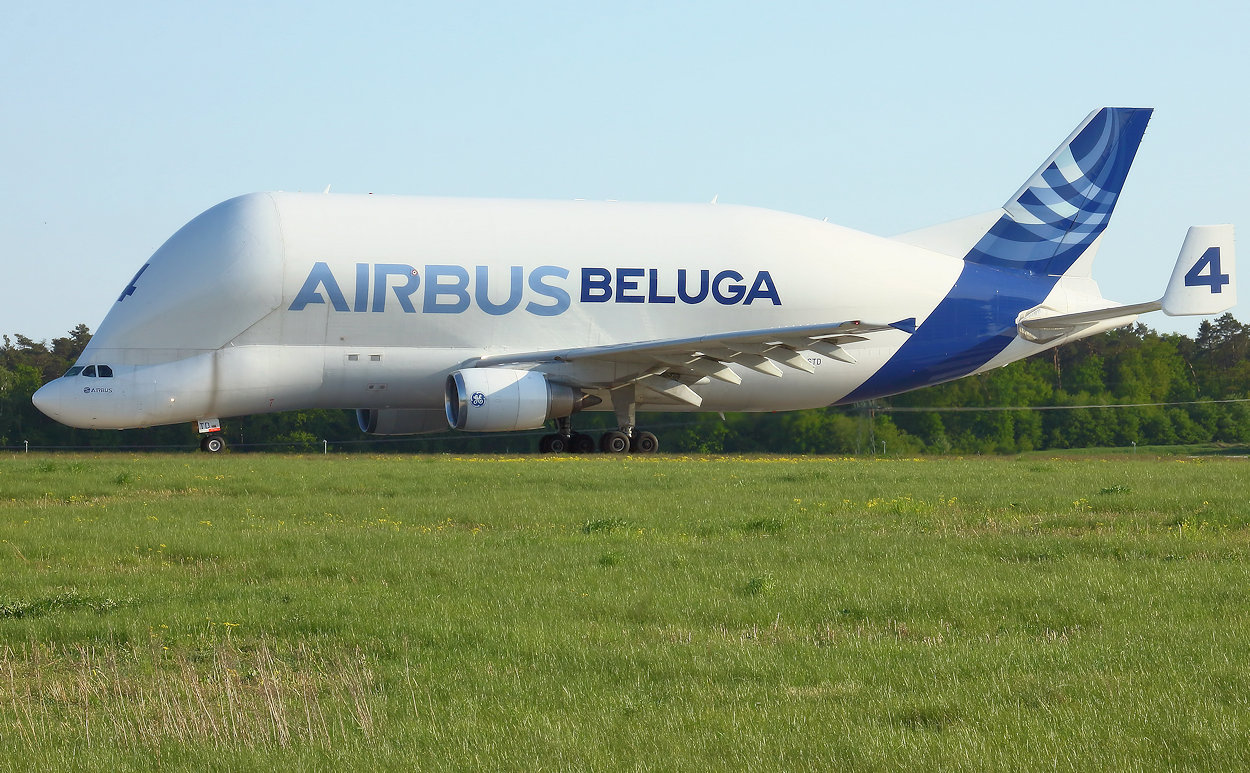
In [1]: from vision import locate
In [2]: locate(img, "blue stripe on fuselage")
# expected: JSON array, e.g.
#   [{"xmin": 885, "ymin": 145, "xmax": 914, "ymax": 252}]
[{"xmin": 840, "ymin": 263, "xmax": 1056, "ymax": 403}]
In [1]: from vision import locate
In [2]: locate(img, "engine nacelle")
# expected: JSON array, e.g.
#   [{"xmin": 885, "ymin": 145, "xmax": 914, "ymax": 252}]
[
  {"xmin": 356, "ymin": 408, "xmax": 449, "ymax": 436},
  {"xmin": 445, "ymin": 368, "xmax": 594, "ymax": 431}
]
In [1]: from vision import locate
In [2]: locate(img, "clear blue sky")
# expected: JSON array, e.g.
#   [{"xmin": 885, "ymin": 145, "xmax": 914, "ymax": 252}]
[{"xmin": 3, "ymin": 1, "xmax": 1246, "ymax": 343}]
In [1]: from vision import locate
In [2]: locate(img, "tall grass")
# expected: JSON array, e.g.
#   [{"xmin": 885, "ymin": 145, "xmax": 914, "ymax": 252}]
[{"xmin": 2, "ymin": 453, "xmax": 1249, "ymax": 769}]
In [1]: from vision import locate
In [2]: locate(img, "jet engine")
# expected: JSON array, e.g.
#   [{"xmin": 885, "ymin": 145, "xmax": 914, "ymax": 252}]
[
  {"xmin": 445, "ymin": 368, "xmax": 597, "ymax": 431},
  {"xmin": 356, "ymin": 408, "xmax": 449, "ymax": 436}
]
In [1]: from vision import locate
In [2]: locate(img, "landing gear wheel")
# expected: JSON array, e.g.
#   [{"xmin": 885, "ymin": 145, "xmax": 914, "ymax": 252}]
[
  {"xmin": 200, "ymin": 434, "xmax": 226, "ymax": 453},
  {"xmin": 547, "ymin": 434, "xmax": 570, "ymax": 453},
  {"xmin": 571, "ymin": 433, "xmax": 596, "ymax": 454},
  {"xmin": 539, "ymin": 434, "xmax": 556, "ymax": 453},
  {"xmin": 600, "ymin": 431, "xmax": 630, "ymax": 454},
  {"xmin": 631, "ymin": 431, "xmax": 659, "ymax": 453}
]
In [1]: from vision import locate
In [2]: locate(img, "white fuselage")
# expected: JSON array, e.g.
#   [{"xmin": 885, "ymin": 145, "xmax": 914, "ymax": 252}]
[{"xmin": 32, "ymin": 192, "xmax": 1112, "ymax": 431}]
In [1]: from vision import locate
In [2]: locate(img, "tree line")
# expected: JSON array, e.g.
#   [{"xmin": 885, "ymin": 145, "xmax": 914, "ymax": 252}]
[{"xmin": 4, "ymin": 315, "xmax": 1249, "ymax": 453}]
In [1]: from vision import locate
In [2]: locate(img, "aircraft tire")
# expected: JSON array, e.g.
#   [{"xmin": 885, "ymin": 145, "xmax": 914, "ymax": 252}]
[
  {"xmin": 600, "ymin": 431, "xmax": 630, "ymax": 454},
  {"xmin": 201, "ymin": 434, "xmax": 226, "ymax": 453},
  {"xmin": 571, "ymin": 433, "xmax": 596, "ymax": 454},
  {"xmin": 631, "ymin": 431, "xmax": 659, "ymax": 453},
  {"xmin": 547, "ymin": 434, "xmax": 569, "ymax": 453}
]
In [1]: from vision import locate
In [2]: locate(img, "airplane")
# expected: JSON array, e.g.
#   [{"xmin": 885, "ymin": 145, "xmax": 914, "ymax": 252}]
[{"xmin": 32, "ymin": 107, "xmax": 1237, "ymax": 453}]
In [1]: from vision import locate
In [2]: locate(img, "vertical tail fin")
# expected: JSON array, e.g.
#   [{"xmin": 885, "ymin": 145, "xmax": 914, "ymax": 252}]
[
  {"xmin": 1163, "ymin": 225, "xmax": 1237, "ymax": 315},
  {"xmin": 963, "ymin": 107, "xmax": 1153, "ymax": 275}
]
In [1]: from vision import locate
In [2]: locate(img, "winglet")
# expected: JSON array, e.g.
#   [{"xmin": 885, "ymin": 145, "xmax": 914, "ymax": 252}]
[
  {"xmin": 889, "ymin": 317, "xmax": 918, "ymax": 334},
  {"xmin": 1162, "ymin": 225, "xmax": 1236, "ymax": 316}
]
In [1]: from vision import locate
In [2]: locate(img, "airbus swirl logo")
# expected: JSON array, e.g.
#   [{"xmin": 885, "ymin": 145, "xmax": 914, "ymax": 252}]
[{"xmin": 470, "ymin": 392, "xmax": 486, "ymax": 407}]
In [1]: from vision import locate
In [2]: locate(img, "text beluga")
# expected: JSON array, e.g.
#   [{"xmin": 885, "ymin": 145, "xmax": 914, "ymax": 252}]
[{"xmin": 288, "ymin": 264, "xmax": 782, "ymax": 316}]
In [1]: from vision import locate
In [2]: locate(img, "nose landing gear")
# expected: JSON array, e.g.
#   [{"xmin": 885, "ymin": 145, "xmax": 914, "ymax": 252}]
[{"xmin": 195, "ymin": 418, "xmax": 226, "ymax": 453}]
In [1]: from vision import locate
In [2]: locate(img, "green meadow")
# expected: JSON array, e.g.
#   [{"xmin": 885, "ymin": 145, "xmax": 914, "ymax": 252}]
[{"xmin": 2, "ymin": 452, "xmax": 1250, "ymax": 770}]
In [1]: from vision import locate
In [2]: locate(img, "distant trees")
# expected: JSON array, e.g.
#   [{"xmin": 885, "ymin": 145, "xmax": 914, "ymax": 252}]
[
  {"xmin": 885, "ymin": 315, "xmax": 1250, "ymax": 453},
  {"xmin": 1, "ymin": 325, "xmax": 93, "ymax": 447},
  {"xmin": 4, "ymin": 315, "xmax": 1250, "ymax": 453}
]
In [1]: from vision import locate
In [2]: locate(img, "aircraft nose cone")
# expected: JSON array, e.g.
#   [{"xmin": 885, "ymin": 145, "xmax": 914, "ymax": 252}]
[
  {"xmin": 32, "ymin": 377, "xmax": 99, "ymax": 428},
  {"xmin": 32, "ymin": 380, "xmax": 60, "ymax": 420},
  {"xmin": 32, "ymin": 373, "xmax": 135, "ymax": 429}
]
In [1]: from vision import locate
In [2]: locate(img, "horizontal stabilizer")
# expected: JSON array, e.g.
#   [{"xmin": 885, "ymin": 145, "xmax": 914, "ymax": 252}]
[
  {"xmin": 1018, "ymin": 225, "xmax": 1237, "ymax": 343},
  {"xmin": 1018, "ymin": 301, "xmax": 1160, "ymax": 343}
]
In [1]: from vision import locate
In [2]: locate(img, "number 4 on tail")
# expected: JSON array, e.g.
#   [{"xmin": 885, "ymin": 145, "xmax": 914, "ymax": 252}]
[{"xmin": 1184, "ymin": 247, "xmax": 1231, "ymax": 293}]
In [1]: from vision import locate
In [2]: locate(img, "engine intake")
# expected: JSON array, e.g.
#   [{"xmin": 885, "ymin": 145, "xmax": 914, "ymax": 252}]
[{"xmin": 445, "ymin": 369, "xmax": 597, "ymax": 431}]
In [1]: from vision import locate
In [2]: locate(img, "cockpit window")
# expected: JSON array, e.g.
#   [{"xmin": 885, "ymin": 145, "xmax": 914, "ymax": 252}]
[
  {"xmin": 98, "ymin": 365, "xmax": 114, "ymax": 378},
  {"xmin": 64, "ymin": 366, "xmax": 84, "ymax": 377},
  {"xmin": 83, "ymin": 365, "xmax": 97, "ymax": 377}
]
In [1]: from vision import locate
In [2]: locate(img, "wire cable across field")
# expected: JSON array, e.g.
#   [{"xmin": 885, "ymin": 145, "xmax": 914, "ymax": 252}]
[{"xmin": 875, "ymin": 397, "xmax": 1250, "ymax": 413}]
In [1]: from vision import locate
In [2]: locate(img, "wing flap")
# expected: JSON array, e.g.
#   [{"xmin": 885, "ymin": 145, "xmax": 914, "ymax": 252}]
[
  {"xmin": 637, "ymin": 375, "xmax": 703, "ymax": 406},
  {"xmin": 655, "ymin": 355, "xmax": 743, "ymax": 385}
]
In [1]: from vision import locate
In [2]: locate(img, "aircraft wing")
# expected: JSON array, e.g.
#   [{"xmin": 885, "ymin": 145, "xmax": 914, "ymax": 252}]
[{"xmin": 472, "ymin": 318, "xmax": 916, "ymax": 406}]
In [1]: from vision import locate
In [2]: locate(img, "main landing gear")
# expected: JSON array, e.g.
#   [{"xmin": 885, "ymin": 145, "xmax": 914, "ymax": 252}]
[
  {"xmin": 538, "ymin": 426, "xmax": 659, "ymax": 455},
  {"xmin": 537, "ymin": 387, "xmax": 659, "ymax": 455},
  {"xmin": 538, "ymin": 421, "xmax": 597, "ymax": 454}
]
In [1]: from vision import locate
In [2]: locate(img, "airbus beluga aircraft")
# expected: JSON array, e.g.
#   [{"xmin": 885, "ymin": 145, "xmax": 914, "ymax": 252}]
[{"xmin": 33, "ymin": 108, "xmax": 1237, "ymax": 453}]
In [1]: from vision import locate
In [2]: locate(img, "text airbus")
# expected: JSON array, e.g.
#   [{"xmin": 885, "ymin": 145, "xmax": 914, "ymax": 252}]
[{"xmin": 288, "ymin": 263, "xmax": 782, "ymax": 316}]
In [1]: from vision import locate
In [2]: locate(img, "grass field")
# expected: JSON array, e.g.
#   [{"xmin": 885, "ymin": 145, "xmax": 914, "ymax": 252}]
[{"xmin": 2, "ymin": 452, "xmax": 1250, "ymax": 770}]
